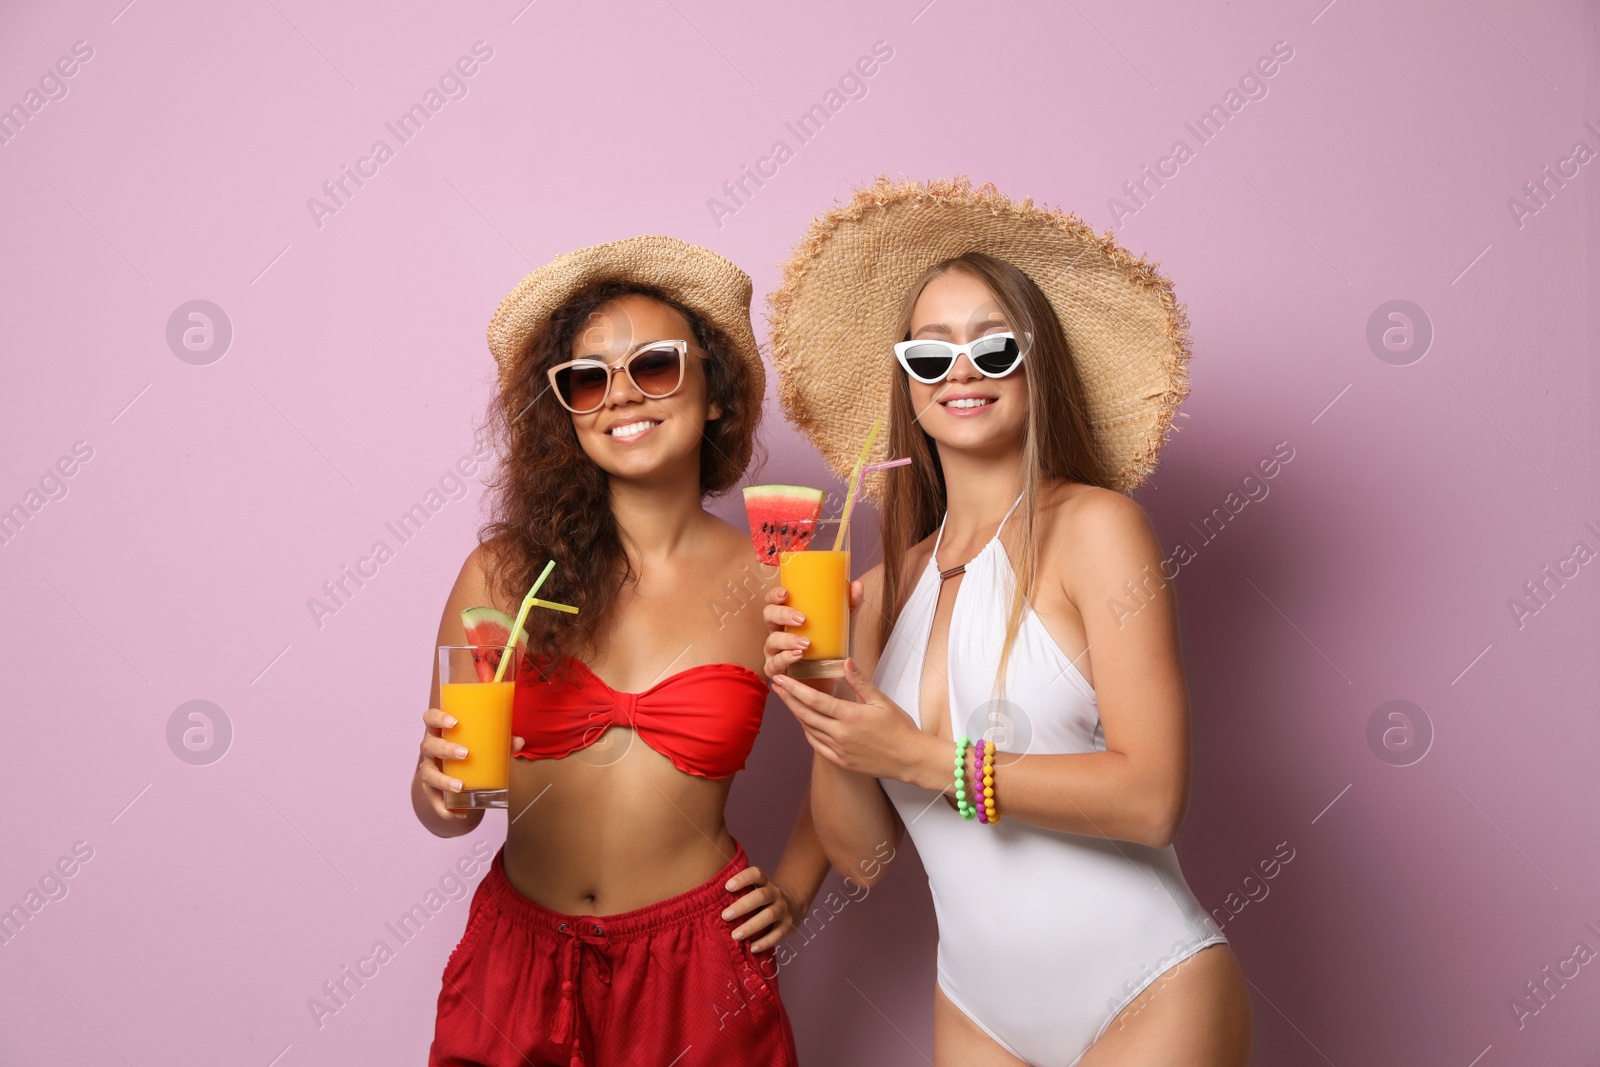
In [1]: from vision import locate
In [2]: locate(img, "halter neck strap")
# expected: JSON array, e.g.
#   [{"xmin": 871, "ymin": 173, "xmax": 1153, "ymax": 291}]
[
  {"xmin": 931, "ymin": 491, "xmax": 1026, "ymax": 571},
  {"xmin": 997, "ymin": 491, "xmax": 1025, "ymax": 533}
]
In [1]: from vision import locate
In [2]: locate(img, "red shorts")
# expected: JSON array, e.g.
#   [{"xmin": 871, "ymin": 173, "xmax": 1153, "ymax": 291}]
[{"xmin": 429, "ymin": 841, "xmax": 799, "ymax": 1067}]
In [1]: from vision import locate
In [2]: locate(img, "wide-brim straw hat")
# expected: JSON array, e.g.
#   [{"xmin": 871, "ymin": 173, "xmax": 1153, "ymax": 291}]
[
  {"xmin": 766, "ymin": 176, "xmax": 1192, "ymax": 498},
  {"xmin": 488, "ymin": 234, "xmax": 763, "ymax": 405}
]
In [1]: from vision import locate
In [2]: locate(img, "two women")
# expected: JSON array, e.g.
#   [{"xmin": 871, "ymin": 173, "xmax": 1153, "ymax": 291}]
[
  {"xmin": 413, "ymin": 179, "xmax": 1251, "ymax": 1065},
  {"xmin": 413, "ymin": 237, "xmax": 826, "ymax": 1066}
]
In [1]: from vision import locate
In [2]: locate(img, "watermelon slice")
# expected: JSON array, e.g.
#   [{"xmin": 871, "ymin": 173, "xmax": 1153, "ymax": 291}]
[
  {"xmin": 742, "ymin": 484, "xmax": 826, "ymax": 565},
  {"xmin": 461, "ymin": 606, "xmax": 529, "ymax": 682}
]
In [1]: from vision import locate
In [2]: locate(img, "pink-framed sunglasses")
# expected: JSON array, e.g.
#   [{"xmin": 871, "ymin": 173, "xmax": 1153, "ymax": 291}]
[{"xmin": 546, "ymin": 339, "xmax": 700, "ymax": 415}]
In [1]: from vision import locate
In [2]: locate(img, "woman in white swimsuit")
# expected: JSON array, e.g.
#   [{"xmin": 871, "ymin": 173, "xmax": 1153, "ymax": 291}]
[{"xmin": 762, "ymin": 179, "xmax": 1252, "ymax": 1065}]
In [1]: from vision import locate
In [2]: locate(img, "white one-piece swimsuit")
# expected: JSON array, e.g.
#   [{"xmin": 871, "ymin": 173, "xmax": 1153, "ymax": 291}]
[{"xmin": 875, "ymin": 496, "xmax": 1227, "ymax": 1066}]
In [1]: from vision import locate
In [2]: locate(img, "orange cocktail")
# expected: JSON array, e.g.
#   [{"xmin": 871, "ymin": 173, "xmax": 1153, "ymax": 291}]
[
  {"xmin": 438, "ymin": 646, "xmax": 515, "ymax": 809},
  {"xmin": 779, "ymin": 519, "xmax": 851, "ymax": 679}
]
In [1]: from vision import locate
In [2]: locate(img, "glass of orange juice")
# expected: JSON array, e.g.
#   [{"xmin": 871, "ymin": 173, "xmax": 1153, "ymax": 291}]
[
  {"xmin": 779, "ymin": 519, "xmax": 851, "ymax": 679},
  {"xmin": 438, "ymin": 645, "xmax": 516, "ymax": 809}
]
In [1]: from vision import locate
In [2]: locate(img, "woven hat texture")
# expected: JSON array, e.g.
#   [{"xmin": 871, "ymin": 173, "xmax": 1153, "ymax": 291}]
[
  {"xmin": 767, "ymin": 176, "xmax": 1192, "ymax": 499},
  {"xmin": 488, "ymin": 235, "xmax": 764, "ymax": 405}
]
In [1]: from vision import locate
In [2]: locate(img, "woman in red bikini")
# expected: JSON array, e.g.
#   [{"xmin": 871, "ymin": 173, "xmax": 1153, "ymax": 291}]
[{"xmin": 411, "ymin": 237, "xmax": 828, "ymax": 1067}]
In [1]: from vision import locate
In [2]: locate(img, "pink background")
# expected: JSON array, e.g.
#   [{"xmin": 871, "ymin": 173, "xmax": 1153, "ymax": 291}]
[{"xmin": 2, "ymin": 0, "xmax": 1596, "ymax": 1064}]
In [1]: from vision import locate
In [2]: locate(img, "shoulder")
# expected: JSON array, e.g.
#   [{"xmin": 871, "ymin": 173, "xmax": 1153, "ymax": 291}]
[
  {"xmin": 708, "ymin": 510, "xmax": 755, "ymax": 550},
  {"xmin": 1052, "ymin": 482, "xmax": 1150, "ymax": 536},
  {"xmin": 706, "ymin": 512, "xmax": 773, "ymax": 578},
  {"xmin": 1039, "ymin": 482, "xmax": 1161, "ymax": 579},
  {"xmin": 454, "ymin": 537, "xmax": 518, "ymax": 615},
  {"xmin": 434, "ymin": 537, "xmax": 519, "ymax": 647}
]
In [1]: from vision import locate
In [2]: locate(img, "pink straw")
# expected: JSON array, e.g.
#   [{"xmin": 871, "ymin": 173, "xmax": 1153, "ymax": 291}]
[{"xmin": 860, "ymin": 457, "xmax": 911, "ymax": 474}]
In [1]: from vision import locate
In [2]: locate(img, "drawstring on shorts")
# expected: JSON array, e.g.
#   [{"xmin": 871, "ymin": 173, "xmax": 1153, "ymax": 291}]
[{"xmin": 550, "ymin": 920, "xmax": 614, "ymax": 1065}]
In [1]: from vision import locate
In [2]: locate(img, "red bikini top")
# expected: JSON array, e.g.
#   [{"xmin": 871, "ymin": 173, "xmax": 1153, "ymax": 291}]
[{"xmin": 512, "ymin": 657, "xmax": 769, "ymax": 779}]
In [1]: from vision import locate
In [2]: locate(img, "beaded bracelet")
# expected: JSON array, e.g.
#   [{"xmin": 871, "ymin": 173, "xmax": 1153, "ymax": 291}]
[
  {"xmin": 981, "ymin": 738, "xmax": 1000, "ymax": 824},
  {"xmin": 974, "ymin": 740, "xmax": 990, "ymax": 823},
  {"xmin": 953, "ymin": 736, "xmax": 976, "ymax": 820}
]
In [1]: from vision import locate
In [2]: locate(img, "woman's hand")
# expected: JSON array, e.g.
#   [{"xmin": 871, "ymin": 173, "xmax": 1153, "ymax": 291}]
[
  {"xmin": 415, "ymin": 707, "xmax": 524, "ymax": 821},
  {"xmin": 770, "ymin": 658, "xmax": 935, "ymax": 784},
  {"xmin": 761, "ymin": 580, "xmax": 865, "ymax": 682},
  {"xmin": 722, "ymin": 865, "xmax": 807, "ymax": 952}
]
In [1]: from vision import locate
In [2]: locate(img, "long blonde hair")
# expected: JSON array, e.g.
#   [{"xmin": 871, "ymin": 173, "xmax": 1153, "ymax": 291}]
[{"xmin": 876, "ymin": 252, "xmax": 1114, "ymax": 692}]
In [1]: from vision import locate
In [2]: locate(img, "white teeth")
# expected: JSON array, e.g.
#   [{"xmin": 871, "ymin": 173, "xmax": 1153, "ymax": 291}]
[
  {"xmin": 944, "ymin": 397, "xmax": 993, "ymax": 409},
  {"xmin": 608, "ymin": 420, "xmax": 659, "ymax": 438}
]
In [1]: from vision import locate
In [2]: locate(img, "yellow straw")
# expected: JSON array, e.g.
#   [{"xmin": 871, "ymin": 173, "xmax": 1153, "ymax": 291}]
[
  {"xmin": 493, "ymin": 559, "xmax": 557, "ymax": 682},
  {"xmin": 832, "ymin": 418, "xmax": 883, "ymax": 551}
]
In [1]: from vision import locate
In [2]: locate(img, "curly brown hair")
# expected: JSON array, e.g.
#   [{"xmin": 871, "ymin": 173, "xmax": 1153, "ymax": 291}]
[{"xmin": 479, "ymin": 280, "xmax": 763, "ymax": 677}]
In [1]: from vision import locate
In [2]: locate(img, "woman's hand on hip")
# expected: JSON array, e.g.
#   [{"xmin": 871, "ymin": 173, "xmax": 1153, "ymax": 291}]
[{"xmin": 722, "ymin": 865, "xmax": 806, "ymax": 952}]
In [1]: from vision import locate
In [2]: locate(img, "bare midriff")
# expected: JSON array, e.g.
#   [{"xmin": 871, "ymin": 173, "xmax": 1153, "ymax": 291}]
[{"xmin": 502, "ymin": 727, "xmax": 737, "ymax": 914}]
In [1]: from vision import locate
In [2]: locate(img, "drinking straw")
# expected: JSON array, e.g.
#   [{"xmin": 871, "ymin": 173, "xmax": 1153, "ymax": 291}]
[
  {"xmin": 831, "ymin": 418, "xmax": 883, "ymax": 551},
  {"xmin": 860, "ymin": 457, "xmax": 911, "ymax": 474},
  {"xmin": 493, "ymin": 559, "xmax": 558, "ymax": 682}
]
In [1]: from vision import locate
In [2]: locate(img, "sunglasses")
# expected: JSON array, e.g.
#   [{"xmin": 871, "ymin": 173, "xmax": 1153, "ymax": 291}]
[
  {"xmin": 893, "ymin": 332, "xmax": 1027, "ymax": 384},
  {"xmin": 546, "ymin": 340, "xmax": 693, "ymax": 415}
]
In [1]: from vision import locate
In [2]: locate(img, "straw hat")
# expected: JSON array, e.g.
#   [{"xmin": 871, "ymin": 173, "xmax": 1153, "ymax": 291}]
[
  {"xmin": 487, "ymin": 234, "xmax": 764, "ymax": 402},
  {"xmin": 766, "ymin": 176, "xmax": 1193, "ymax": 498}
]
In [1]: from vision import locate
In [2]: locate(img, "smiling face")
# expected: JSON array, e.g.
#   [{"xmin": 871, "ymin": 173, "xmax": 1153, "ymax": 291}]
[
  {"xmin": 903, "ymin": 267, "xmax": 1029, "ymax": 459},
  {"xmin": 562, "ymin": 293, "xmax": 722, "ymax": 485}
]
